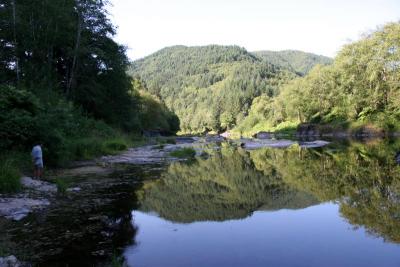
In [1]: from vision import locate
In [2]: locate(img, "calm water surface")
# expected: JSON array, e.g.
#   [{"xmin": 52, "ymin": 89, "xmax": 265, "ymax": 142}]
[
  {"xmin": 124, "ymin": 140, "xmax": 400, "ymax": 267},
  {"xmin": 2, "ymin": 139, "xmax": 400, "ymax": 266}
]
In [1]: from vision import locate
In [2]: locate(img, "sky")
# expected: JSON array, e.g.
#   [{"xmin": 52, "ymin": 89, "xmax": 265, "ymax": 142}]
[{"xmin": 108, "ymin": 0, "xmax": 400, "ymax": 60}]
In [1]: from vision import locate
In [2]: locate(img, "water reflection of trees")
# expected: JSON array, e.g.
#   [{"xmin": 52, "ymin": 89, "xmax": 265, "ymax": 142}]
[
  {"xmin": 138, "ymin": 145, "xmax": 318, "ymax": 223},
  {"xmin": 250, "ymin": 140, "xmax": 400, "ymax": 243},
  {"xmin": 140, "ymin": 140, "xmax": 400, "ymax": 243}
]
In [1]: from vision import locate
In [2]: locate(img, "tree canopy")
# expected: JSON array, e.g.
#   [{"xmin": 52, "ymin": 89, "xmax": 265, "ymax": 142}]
[{"xmin": 129, "ymin": 45, "xmax": 297, "ymax": 133}]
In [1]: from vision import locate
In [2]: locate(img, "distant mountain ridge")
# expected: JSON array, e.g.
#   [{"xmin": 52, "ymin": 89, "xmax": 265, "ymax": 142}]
[
  {"xmin": 129, "ymin": 45, "xmax": 295, "ymax": 133},
  {"xmin": 253, "ymin": 50, "xmax": 333, "ymax": 75},
  {"xmin": 129, "ymin": 45, "xmax": 333, "ymax": 133}
]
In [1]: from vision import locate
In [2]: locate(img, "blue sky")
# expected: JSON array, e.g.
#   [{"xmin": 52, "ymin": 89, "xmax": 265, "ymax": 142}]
[{"xmin": 109, "ymin": 0, "xmax": 400, "ymax": 60}]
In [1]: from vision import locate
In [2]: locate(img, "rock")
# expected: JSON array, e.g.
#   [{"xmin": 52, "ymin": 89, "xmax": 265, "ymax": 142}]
[
  {"xmin": 0, "ymin": 198, "xmax": 50, "ymax": 221},
  {"xmin": 240, "ymin": 139, "xmax": 330, "ymax": 149},
  {"xmin": 255, "ymin": 131, "xmax": 273, "ymax": 139},
  {"xmin": 21, "ymin": 177, "xmax": 57, "ymax": 193},
  {"xmin": 297, "ymin": 123, "xmax": 320, "ymax": 136},
  {"xmin": 175, "ymin": 137, "xmax": 196, "ymax": 144},
  {"xmin": 299, "ymin": 140, "xmax": 330, "ymax": 148},
  {"xmin": 0, "ymin": 255, "xmax": 30, "ymax": 267},
  {"xmin": 66, "ymin": 187, "xmax": 81, "ymax": 192},
  {"xmin": 219, "ymin": 131, "xmax": 230, "ymax": 138},
  {"xmin": 91, "ymin": 250, "xmax": 105, "ymax": 256},
  {"xmin": 241, "ymin": 139, "xmax": 296, "ymax": 149},
  {"xmin": 205, "ymin": 135, "xmax": 225, "ymax": 142}
]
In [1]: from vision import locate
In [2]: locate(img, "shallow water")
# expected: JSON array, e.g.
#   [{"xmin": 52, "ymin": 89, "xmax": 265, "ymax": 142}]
[{"xmin": 2, "ymin": 139, "xmax": 400, "ymax": 266}]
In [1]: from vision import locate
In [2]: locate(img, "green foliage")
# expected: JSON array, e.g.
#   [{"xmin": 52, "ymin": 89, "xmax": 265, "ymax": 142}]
[
  {"xmin": 132, "ymin": 80, "xmax": 180, "ymax": 133},
  {"xmin": 236, "ymin": 22, "xmax": 400, "ymax": 135},
  {"xmin": 55, "ymin": 178, "xmax": 68, "ymax": 195},
  {"xmin": 169, "ymin": 148, "xmax": 196, "ymax": 158},
  {"xmin": 254, "ymin": 50, "xmax": 333, "ymax": 76},
  {"xmin": 0, "ymin": 159, "xmax": 21, "ymax": 193},
  {"xmin": 0, "ymin": 0, "xmax": 141, "ymax": 130},
  {"xmin": 103, "ymin": 138, "xmax": 129, "ymax": 153},
  {"xmin": 0, "ymin": 0, "xmax": 180, "ymax": 172},
  {"xmin": 129, "ymin": 45, "xmax": 296, "ymax": 133},
  {"xmin": 0, "ymin": 85, "xmax": 41, "ymax": 149}
]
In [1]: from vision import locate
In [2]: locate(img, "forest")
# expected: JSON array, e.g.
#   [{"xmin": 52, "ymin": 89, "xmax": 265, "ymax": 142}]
[
  {"xmin": 0, "ymin": 0, "xmax": 178, "ymax": 186},
  {"xmin": 131, "ymin": 23, "xmax": 400, "ymax": 136}
]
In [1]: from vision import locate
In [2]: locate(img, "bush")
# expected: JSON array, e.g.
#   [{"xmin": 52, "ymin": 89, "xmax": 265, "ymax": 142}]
[
  {"xmin": 0, "ymin": 160, "xmax": 21, "ymax": 193},
  {"xmin": 69, "ymin": 138, "xmax": 104, "ymax": 160},
  {"xmin": 170, "ymin": 147, "xmax": 196, "ymax": 158},
  {"xmin": 0, "ymin": 85, "xmax": 41, "ymax": 150},
  {"xmin": 103, "ymin": 138, "xmax": 128, "ymax": 153}
]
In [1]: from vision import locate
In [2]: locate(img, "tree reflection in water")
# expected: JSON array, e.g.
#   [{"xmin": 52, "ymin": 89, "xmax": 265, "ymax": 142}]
[{"xmin": 138, "ymin": 139, "xmax": 400, "ymax": 243}]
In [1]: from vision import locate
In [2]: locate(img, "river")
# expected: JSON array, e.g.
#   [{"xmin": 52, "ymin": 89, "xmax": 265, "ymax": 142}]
[{"xmin": 1, "ymin": 138, "xmax": 400, "ymax": 266}]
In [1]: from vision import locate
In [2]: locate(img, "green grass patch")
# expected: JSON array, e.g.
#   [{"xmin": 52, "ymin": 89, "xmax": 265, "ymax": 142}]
[
  {"xmin": 68, "ymin": 136, "xmax": 133, "ymax": 161},
  {"xmin": 102, "ymin": 137, "xmax": 129, "ymax": 154},
  {"xmin": 0, "ymin": 159, "xmax": 21, "ymax": 193},
  {"xmin": 155, "ymin": 137, "xmax": 176, "ymax": 145},
  {"xmin": 55, "ymin": 177, "xmax": 68, "ymax": 195},
  {"xmin": 169, "ymin": 147, "xmax": 196, "ymax": 158}
]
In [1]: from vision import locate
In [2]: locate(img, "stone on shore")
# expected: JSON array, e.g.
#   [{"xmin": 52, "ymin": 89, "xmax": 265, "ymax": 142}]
[
  {"xmin": 0, "ymin": 255, "xmax": 30, "ymax": 267},
  {"xmin": 0, "ymin": 198, "xmax": 50, "ymax": 221},
  {"xmin": 21, "ymin": 177, "xmax": 57, "ymax": 193}
]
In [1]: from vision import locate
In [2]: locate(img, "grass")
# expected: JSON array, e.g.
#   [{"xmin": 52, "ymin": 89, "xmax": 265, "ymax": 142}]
[
  {"xmin": 55, "ymin": 177, "xmax": 68, "ymax": 195},
  {"xmin": 169, "ymin": 147, "xmax": 196, "ymax": 158},
  {"xmin": 69, "ymin": 135, "xmax": 136, "ymax": 161},
  {"xmin": 0, "ymin": 159, "xmax": 21, "ymax": 193},
  {"xmin": 155, "ymin": 136, "xmax": 176, "ymax": 145}
]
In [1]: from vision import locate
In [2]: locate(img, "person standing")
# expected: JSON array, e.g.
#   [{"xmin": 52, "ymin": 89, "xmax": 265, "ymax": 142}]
[{"xmin": 31, "ymin": 143, "xmax": 44, "ymax": 179}]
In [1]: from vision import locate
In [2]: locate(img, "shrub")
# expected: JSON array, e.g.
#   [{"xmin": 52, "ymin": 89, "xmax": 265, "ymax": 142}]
[{"xmin": 103, "ymin": 138, "xmax": 128, "ymax": 153}]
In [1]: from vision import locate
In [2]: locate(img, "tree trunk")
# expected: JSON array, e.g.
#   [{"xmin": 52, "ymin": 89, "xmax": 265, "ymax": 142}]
[
  {"xmin": 66, "ymin": 12, "xmax": 82, "ymax": 97},
  {"xmin": 11, "ymin": 0, "xmax": 20, "ymax": 84}
]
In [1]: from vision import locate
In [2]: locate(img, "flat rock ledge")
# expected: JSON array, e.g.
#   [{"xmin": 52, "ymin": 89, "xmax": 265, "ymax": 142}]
[
  {"xmin": 101, "ymin": 143, "xmax": 201, "ymax": 165},
  {"xmin": 0, "ymin": 256, "xmax": 30, "ymax": 267},
  {"xmin": 0, "ymin": 197, "xmax": 50, "ymax": 221},
  {"xmin": 241, "ymin": 139, "xmax": 330, "ymax": 149},
  {"xmin": 21, "ymin": 177, "xmax": 57, "ymax": 193}
]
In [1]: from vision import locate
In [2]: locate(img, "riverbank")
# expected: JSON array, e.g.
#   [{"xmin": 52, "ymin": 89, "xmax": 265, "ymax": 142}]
[
  {"xmin": 230, "ymin": 120, "xmax": 400, "ymax": 140},
  {"xmin": 0, "ymin": 136, "xmax": 334, "ymax": 222}
]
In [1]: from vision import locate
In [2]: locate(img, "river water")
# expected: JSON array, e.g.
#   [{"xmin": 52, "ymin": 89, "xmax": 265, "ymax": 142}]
[{"xmin": 2, "ymin": 139, "xmax": 400, "ymax": 266}]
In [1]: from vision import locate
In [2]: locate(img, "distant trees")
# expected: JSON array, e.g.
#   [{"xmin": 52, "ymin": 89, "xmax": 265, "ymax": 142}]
[
  {"xmin": 236, "ymin": 22, "xmax": 400, "ymax": 134},
  {"xmin": 253, "ymin": 50, "xmax": 333, "ymax": 76},
  {"xmin": 129, "ymin": 45, "xmax": 296, "ymax": 133}
]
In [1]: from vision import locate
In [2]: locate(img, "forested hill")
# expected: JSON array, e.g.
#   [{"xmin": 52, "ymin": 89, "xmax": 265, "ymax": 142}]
[
  {"xmin": 129, "ymin": 45, "xmax": 296, "ymax": 133},
  {"xmin": 253, "ymin": 50, "xmax": 333, "ymax": 75}
]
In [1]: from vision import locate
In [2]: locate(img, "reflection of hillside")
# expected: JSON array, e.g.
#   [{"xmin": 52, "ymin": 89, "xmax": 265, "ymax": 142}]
[
  {"xmin": 249, "ymin": 140, "xmax": 400, "ymax": 243},
  {"xmin": 138, "ymin": 147, "xmax": 318, "ymax": 223}
]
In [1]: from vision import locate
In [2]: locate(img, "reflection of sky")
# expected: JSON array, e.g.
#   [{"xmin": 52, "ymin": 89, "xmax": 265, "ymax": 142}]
[{"xmin": 124, "ymin": 203, "xmax": 400, "ymax": 267}]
